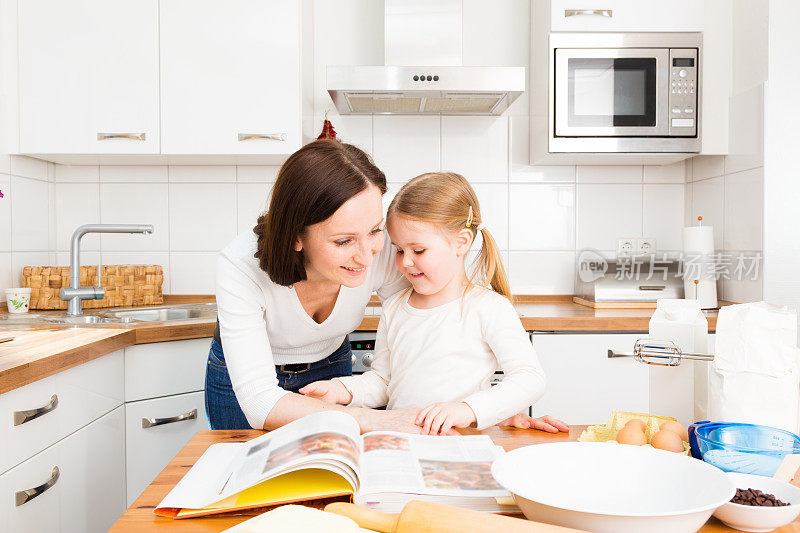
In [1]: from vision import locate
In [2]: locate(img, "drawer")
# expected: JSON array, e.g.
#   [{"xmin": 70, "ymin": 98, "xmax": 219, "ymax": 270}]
[
  {"xmin": 0, "ymin": 350, "xmax": 124, "ymax": 474},
  {"xmin": 124, "ymin": 337, "xmax": 211, "ymax": 401},
  {"xmin": 549, "ymin": 0, "xmax": 703, "ymax": 32},
  {"xmin": 125, "ymin": 391, "xmax": 209, "ymax": 506},
  {"xmin": 0, "ymin": 406, "xmax": 126, "ymax": 533}
]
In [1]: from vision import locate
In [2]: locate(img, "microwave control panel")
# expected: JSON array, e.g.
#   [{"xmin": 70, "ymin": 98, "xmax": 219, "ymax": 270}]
[{"xmin": 668, "ymin": 49, "xmax": 698, "ymax": 136}]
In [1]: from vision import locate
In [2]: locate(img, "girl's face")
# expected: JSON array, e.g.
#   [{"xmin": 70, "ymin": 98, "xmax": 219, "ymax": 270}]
[
  {"xmin": 296, "ymin": 185, "xmax": 385, "ymax": 287},
  {"xmin": 388, "ymin": 215, "xmax": 473, "ymax": 301}
]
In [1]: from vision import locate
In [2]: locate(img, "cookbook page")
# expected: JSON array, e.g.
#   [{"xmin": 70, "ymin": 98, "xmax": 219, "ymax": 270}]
[
  {"xmin": 357, "ymin": 432, "xmax": 509, "ymax": 498},
  {"xmin": 219, "ymin": 411, "xmax": 363, "ymax": 501}
]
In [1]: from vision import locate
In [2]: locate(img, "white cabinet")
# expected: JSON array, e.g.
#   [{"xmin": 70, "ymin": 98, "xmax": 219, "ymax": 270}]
[
  {"xmin": 0, "ymin": 350, "xmax": 124, "ymax": 475},
  {"xmin": 159, "ymin": 0, "xmax": 301, "ymax": 155},
  {"xmin": 531, "ymin": 333, "xmax": 649, "ymax": 424},
  {"xmin": 0, "ymin": 406, "xmax": 126, "ymax": 533},
  {"xmin": 123, "ymin": 338, "xmax": 211, "ymax": 506},
  {"xmin": 18, "ymin": 0, "xmax": 160, "ymax": 155},
  {"xmin": 549, "ymin": 0, "xmax": 703, "ymax": 32},
  {"xmin": 125, "ymin": 391, "xmax": 208, "ymax": 506}
]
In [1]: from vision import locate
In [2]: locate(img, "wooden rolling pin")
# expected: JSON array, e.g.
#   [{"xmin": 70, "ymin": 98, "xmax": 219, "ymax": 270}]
[{"xmin": 324, "ymin": 501, "xmax": 587, "ymax": 533}]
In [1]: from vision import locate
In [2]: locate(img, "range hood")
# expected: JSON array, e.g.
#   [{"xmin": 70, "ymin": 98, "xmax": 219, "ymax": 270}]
[{"xmin": 326, "ymin": 0, "xmax": 525, "ymax": 115}]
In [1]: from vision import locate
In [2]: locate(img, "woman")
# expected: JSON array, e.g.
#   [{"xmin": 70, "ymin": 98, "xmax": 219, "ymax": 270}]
[
  {"xmin": 206, "ymin": 139, "xmax": 564, "ymax": 434},
  {"xmin": 206, "ymin": 139, "xmax": 415, "ymax": 431}
]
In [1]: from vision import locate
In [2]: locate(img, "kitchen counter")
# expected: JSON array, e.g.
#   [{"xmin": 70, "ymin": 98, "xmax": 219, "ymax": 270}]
[
  {"xmin": 0, "ymin": 294, "xmax": 724, "ymax": 395},
  {"xmin": 110, "ymin": 426, "xmax": 791, "ymax": 532}
]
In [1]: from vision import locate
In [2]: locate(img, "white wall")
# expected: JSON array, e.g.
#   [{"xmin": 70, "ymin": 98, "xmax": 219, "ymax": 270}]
[
  {"xmin": 684, "ymin": 0, "xmax": 767, "ymax": 303},
  {"xmin": 1, "ymin": 0, "xmax": 688, "ymax": 297}
]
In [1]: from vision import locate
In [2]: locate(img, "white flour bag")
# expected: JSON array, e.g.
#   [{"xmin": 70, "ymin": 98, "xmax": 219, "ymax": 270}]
[{"xmin": 709, "ymin": 302, "xmax": 800, "ymax": 434}]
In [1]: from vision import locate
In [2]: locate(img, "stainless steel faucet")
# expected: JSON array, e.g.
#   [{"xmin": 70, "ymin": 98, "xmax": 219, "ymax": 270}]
[{"xmin": 60, "ymin": 224, "xmax": 154, "ymax": 316}]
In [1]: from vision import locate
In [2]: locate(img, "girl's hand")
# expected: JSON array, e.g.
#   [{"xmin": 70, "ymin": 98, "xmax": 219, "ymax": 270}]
[
  {"xmin": 415, "ymin": 402, "xmax": 476, "ymax": 436},
  {"xmin": 499, "ymin": 413, "xmax": 570, "ymax": 433},
  {"xmin": 298, "ymin": 380, "xmax": 353, "ymax": 405}
]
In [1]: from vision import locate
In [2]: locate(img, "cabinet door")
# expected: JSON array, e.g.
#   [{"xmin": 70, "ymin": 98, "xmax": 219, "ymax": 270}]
[
  {"xmin": 124, "ymin": 338, "xmax": 211, "ymax": 402},
  {"xmin": 18, "ymin": 0, "xmax": 160, "ymax": 154},
  {"xmin": 125, "ymin": 391, "xmax": 209, "ymax": 507},
  {"xmin": 550, "ymin": 0, "xmax": 703, "ymax": 32},
  {"xmin": 531, "ymin": 333, "xmax": 648, "ymax": 425},
  {"xmin": 160, "ymin": 0, "xmax": 301, "ymax": 155},
  {"xmin": 0, "ymin": 407, "xmax": 126, "ymax": 533}
]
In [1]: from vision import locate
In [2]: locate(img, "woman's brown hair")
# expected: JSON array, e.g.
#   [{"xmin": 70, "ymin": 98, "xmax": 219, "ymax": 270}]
[
  {"xmin": 253, "ymin": 139, "xmax": 387, "ymax": 286},
  {"xmin": 387, "ymin": 172, "xmax": 512, "ymax": 300}
]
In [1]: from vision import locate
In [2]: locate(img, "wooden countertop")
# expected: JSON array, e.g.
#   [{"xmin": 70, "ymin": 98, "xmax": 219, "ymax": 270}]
[
  {"xmin": 0, "ymin": 327, "xmax": 135, "ymax": 394},
  {"xmin": 110, "ymin": 426, "xmax": 794, "ymax": 533}
]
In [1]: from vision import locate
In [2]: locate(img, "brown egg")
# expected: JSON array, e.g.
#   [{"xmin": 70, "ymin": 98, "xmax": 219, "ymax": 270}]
[
  {"xmin": 660, "ymin": 421, "xmax": 689, "ymax": 442},
  {"xmin": 651, "ymin": 429, "xmax": 685, "ymax": 453},
  {"xmin": 616, "ymin": 426, "xmax": 647, "ymax": 446},
  {"xmin": 624, "ymin": 419, "xmax": 647, "ymax": 432}
]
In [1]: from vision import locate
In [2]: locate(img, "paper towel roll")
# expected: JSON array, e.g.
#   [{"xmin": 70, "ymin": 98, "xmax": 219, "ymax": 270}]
[
  {"xmin": 683, "ymin": 226, "xmax": 715, "ymax": 254},
  {"xmin": 684, "ymin": 278, "xmax": 717, "ymax": 309}
]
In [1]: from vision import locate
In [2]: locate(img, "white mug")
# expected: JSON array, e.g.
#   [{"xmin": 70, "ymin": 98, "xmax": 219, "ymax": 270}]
[{"xmin": 5, "ymin": 288, "xmax": 32, "ymax": 314}]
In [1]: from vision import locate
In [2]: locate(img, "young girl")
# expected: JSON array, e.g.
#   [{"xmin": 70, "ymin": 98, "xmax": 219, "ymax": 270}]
[{"xmin": 300, "ymin": 172, "xmax": 567, "ymax": 436}]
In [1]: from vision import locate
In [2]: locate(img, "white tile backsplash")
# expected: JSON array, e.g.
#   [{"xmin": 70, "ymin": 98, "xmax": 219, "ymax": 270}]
[
  {"xmin": 509, "ymin": 251, "xmax": 575, "ymax": 294},
  {"xmin": 576, "ymin": 165, "xmax": 642, "ymax": 184},
  {"xmin": 441, "ymin": 116, "xmax": 508, "ymax": 181},
  {"xmin": 643, "ymin": 184, "xmax": 685, "ymax": 251},
  {"xmin": 237, "ymin": 183, "xmax": 273, "ymax": 234},
  {"xmin": 55, "ymin": 183, "xmax": 101, "ymax": 251},
  {"xmin": 10, "ymin": 251, "xmax": 49, "ymax": 288},
  {"xmin": 509, "ymin": 184, "xmax": 575, "ymax": 250},
  {"xmin": 314, "ymin": 114, "xmax": 374, "ymax": 156},
  {"xmin": 0, "ymin": 252, "xmax": 11, "ymax": 299},
  {"xmin": 169, "ymin": 165, "xmax": 235, "ymax": 182},
  {"xmin": 10, "ymin": 155, "xmax": 48, "ymax": 181},
  {"xmin": 510, "ymin": 118, "xmax": 575, "ymax": 183},
  {"xmin": 100, "ymin": 165, "xmax": 168, "ymax": 182},
  {"xmin": 100, "ymin": 183, "xmax": 169, "ymax": 250},
  {"xmin": 373, "ymin": 115, "xmax": 440, "ymax": 183},
  {"xmin": 690, "ymin": 176, "xmax": 725, "ymax": 248},
  {"xmin": 471, "ymin": 183, "xmax": 508, "ymax": 250},
  {"xmin": 724, "ymin": 167, "xmax": 763, "ymax": 251},
  {"xmin": 237, "ymin": 166, "xmax": 280, "ymax": 183},
  {"xmin": 11, "ymin": 176, "xmax": 50, "ymax": 251},
  {"xmin": 690, "ymin": 156, "xmax": 725, "ymax": 182},
  {"xmin": 576, "ymin": 184, "xmax": 643, "ymax": 251},
  {"xmin": 55, "ymin": 165, "xmax": 99, "ymax": 182},
  {"xmin": 0, "ymin": 174, "xmax": 10, "ymax": 251},
  {"xmin": 170, "ymin": 251, "xmax": 218, "ymax": 294},
  {"xmin": 643, "ymin": 161, "xmax": 686, "ymax": 183},
  {"xmin": 169, "ymin": 183, "xmax": 237, "ymax": 251}
]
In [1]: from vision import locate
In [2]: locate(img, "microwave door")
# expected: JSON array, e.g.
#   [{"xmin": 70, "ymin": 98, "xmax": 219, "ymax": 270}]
[{"xmin": 554, "ymin": 48, "xmax": 670, "ymax": 137}]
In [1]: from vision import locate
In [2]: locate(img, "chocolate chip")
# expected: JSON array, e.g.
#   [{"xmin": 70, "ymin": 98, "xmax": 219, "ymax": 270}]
[{"xmin": 731, "ymin": 488, "xmax": 790, "ymax": 507}]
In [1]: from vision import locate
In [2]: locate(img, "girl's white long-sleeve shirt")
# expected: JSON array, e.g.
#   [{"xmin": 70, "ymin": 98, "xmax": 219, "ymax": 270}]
[
  {"xmin": 215, "ymin": 231, "xmax": 408, "ymax": 429},
  {"xmin": 337, "ymin": 287, "xmax": 547, "ymax": 430}
]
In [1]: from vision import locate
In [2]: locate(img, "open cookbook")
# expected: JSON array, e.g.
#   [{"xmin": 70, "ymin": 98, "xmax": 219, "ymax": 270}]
[{"xmin": 154, "ymin": 411, "xmax": 519, "ymax": 518}]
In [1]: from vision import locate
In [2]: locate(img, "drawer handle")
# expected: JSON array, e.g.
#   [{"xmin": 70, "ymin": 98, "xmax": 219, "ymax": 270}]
[
  {"xmin": 638, "ymin": 285, "xmax": 665, "ymax": 291},
  {"xmin": 14, "ymin": 394, "xmax": 58, "ymax": 426},
  {"xmin": 564, "ymin": 9, "xmax": 613, "ymax": 17},
  {"xmin": 97, "ymin": 132, "xmax": 146, "ymax": 141},
  {"xmin": 607, "ymin": 349, "xmax": 632, "ymax": 358},
  {"xmin": 237, "ymin": 133, "xmax": 287, "ymax": 142},
  {"xmin": 15, "ymin": 466, "xmax": 59, "ymax": 507},
  {"xmin": 142, "ymin": 408, "xmax": 197, "ymax": 428}
]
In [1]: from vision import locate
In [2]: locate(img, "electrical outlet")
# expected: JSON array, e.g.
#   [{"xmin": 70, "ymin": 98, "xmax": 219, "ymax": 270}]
[
  {"xmin": 617, "ymin": 238, "xmax": 635, "ymax": 257},
  {"xmin": 637, "ymin": 238, "xmax": 657, "ymax": 255}
]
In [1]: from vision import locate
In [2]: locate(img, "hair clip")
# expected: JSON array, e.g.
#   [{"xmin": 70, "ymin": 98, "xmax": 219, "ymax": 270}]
[{"xmin": 466, "ymin": 205, "xmax": 474, "ymax": 228}]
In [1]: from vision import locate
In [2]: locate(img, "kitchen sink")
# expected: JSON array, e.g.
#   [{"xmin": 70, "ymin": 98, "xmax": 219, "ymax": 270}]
[{"xmin": 0, "ymin": 303, "xmax": 217, "ymax": 326}]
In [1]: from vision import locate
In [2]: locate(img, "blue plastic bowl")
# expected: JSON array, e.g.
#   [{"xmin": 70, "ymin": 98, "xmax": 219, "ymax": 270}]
[{"xmin": 692, "ymin": 422, "xmax": 800, "ymax": 476}]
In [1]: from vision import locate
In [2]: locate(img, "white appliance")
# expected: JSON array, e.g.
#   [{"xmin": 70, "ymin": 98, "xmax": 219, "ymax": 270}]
[
  {"xmin": 327, "ymin": 0, "xmax": 524, "ymax": 115},
  {"xmin": 546, "ymin": 32, "xmax": 702, "ymax": 153}
]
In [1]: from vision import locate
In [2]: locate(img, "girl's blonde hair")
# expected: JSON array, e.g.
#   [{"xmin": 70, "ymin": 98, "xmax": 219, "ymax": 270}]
[{"xmin": 387, "ymin": 172, "xmax": 512, "ymax": 300}]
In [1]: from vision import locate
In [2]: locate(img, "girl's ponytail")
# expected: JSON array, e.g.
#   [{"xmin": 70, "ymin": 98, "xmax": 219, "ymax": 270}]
[{"xmin": 468, "ymin": 227, "xmax": 512, "ymax": 301}]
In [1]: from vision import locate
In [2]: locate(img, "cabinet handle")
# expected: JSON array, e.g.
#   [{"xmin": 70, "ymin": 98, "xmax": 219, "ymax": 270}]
[
  {"xmin": 564, "ymin": 9, "xmax": 613, "ymax": 17},
  {"xmin": 638, "ymin": 285, "xmax": 665, "ymax": 291},
  {"xmin": 142, "ymin": 408, "xmax": 197, "ymax": 428},
  {"xmin": 237, "ymin": 133, "xmax": 287, "ymax": 142},
  {"xmin": 607, "ymin": 349, "xmax": 633, "ymax": 358},
  {"xmin": 14, "ymin": 394, "xmax": 58, "ymax": 426},
  {"xmin": 97, "ymin": 132, "xmax": 146, "ymax": 141},
  {"xmin": 15, "ymin": 466, "xmax": 59, "ymax": 507}
]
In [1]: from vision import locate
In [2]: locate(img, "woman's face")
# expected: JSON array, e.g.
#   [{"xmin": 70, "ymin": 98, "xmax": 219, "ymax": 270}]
[{"xmin": 296, "ymin": 184, "xmax": 385, "ymax": 287}]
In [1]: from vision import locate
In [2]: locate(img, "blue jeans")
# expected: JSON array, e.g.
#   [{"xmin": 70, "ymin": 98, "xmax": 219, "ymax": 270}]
[{"xmin": 204, "ymin": 337, "xmax": 353, "ymax": 430}]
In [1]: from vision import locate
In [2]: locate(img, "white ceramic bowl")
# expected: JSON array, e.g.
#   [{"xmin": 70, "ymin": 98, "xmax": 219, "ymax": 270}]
[
  {"xmin": 492, "ymin": 442, "xmax": 735, "ymax": 533},
  {"xmin": 713, "ymin": 473, "xmax": 800, "ymax": 532}
]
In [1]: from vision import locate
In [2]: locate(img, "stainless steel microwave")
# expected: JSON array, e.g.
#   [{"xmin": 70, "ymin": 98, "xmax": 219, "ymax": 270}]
[{"xmin": 549, "ymin": 33, "xmax": 701, "ymax": 153}]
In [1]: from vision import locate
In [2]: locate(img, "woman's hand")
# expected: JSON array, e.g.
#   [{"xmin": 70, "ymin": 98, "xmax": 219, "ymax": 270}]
[
  {"xmin": 415, "ymin": 402, "xmax": 477, "ymax": 436},
  {"xmin": 298, "ymin": 379, "xmax": 353, "ymax": 405},
  {"xmin": 498, "ymin": 413, "xmax": 570, "ymax": 433}
]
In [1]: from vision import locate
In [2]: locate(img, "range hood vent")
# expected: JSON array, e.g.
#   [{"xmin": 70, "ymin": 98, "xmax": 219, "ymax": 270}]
[{"xmin": 326, "ymin": 0, "xmax": 525, "ymax": 115}]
